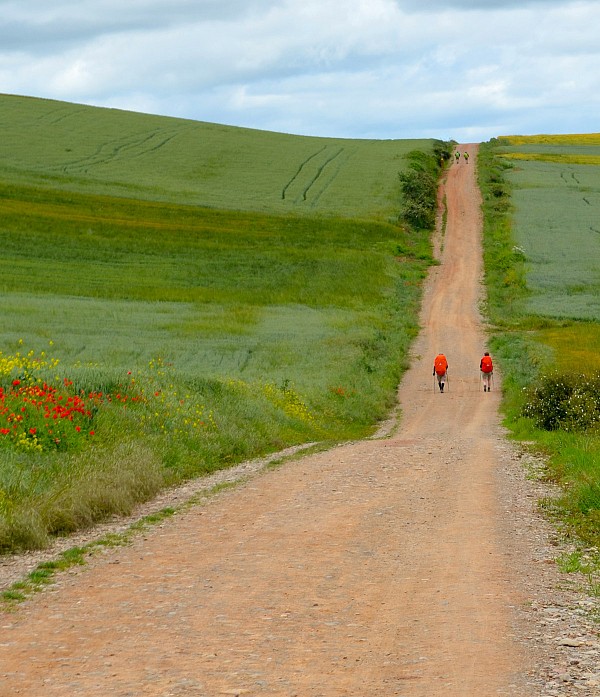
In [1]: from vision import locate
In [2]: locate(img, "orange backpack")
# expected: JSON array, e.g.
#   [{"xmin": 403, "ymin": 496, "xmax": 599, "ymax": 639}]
[
  {"xmin": 481, "ymin": 355, "xmax": 493, "ymax": 373},
  {"xmin": 434, "ymin": 354, "xmax": 448, "ymax": 376}
]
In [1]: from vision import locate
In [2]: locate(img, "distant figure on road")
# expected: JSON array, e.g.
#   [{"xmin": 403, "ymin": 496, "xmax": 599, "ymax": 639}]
[
  {"xmin": 455, "ymin": 150, "xmax": 460, "ymax": 163},
  {"xmin": 463, "ymin": 151, "xmax": 469, "ymax": 164},
  {"xmin": 433, "ymin": 353, "xmax": 449, "ymax": 393},
  {"xmin": 480, "ymin": 351, "xmax": 493, "ymax": 392}
]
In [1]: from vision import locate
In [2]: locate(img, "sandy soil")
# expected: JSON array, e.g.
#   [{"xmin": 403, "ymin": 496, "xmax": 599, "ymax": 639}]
[{"xmin": 1, "ymin": 145, "xmax": 598, "ymax": 696}]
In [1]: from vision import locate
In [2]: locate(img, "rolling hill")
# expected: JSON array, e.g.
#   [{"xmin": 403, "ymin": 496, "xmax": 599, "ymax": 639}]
[{"xmin": 0, "ymin": 93, "xmax": 429, "ymax": 220}]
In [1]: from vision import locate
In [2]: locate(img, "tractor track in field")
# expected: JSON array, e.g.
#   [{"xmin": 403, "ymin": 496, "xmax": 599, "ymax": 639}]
[
  {"xmin": 282, "ymin": 146, "xmax": 346, "ymax": 205},
  {"xmin": 56, "ymin": 128, "xmax": 181, "ymax": 175},
  {"xmin": 1, "ymin": 144, "xmax": 599, "ymax": 696}
]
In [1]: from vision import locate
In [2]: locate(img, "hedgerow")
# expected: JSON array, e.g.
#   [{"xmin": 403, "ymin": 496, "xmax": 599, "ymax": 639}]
[{"xmin": 398, "ymin": 140, "xmax": 454, "ymax": 231}]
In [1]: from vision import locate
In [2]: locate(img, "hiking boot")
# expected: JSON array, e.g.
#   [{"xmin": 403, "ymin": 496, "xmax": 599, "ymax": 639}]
[
  {"xmin": 440, "ymin": 384, "xmax": 444, "ymax": 393},
  {"xmin": 483, "ymin": 385, "xmax": 487, "ymax": 392}
]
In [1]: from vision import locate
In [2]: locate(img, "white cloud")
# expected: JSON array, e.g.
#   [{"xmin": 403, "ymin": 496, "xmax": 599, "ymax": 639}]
[{"xmin": 0, "ymin": 0, "xmax": 599, "ymax": 140}]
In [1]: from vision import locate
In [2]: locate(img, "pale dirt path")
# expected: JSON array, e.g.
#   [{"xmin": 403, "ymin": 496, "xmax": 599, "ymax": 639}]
[{"xmin": 0, "ymin": 145, "xmax": 557, "ymax": 696}]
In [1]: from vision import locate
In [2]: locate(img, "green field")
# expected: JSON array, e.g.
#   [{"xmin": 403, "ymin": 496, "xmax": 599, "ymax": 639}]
[
  {"xmin": 0, "ymin": 93, "xmax": 428, "ymax": 220},
  {"xmin": 497, "ymin": 136, "xmax": 600, "ymax": 321},
  {"xmin": 0, "ymin": 94, "xmax": 441, "ymax": 553},
  {"xmin": 0, "ymin": 182, "xmax": 422, "ymax": 387},
  {"xmin": 480, "ymin": 136, "xmax": 600, "ymax": 574}
]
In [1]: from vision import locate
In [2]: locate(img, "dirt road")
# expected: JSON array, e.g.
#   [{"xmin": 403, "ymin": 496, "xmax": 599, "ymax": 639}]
[{"xmin": 0, "ymin": 146, "xmax": 595, "ymax": 696}]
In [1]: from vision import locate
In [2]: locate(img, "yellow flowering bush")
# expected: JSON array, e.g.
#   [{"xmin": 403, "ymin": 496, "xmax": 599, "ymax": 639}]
[{"xmin": 261, "ymin": 381, "xmax": 315, "ymax": 424}]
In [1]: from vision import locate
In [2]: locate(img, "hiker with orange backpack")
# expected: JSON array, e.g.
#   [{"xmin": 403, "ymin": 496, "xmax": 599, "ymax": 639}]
[
  {"xmin": 433, "ymin": 353, "xmax": 448, "ymax": 393},
  {"xmin": 480, "ymin": 351, "xmax": 493, "ymax": 392}
]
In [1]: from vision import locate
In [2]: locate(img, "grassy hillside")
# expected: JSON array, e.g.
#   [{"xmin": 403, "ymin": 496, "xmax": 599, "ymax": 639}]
[
  {"xmin": 0, "ymin": 94, "xmax": 443, "ymax": 555},
  {"xmin": 0, "ymin": 93, "xmax": 427, "ymax": 219},
  {"xmin": 478, "ymin": 135, "xmax": 600, "ymax": 585}
]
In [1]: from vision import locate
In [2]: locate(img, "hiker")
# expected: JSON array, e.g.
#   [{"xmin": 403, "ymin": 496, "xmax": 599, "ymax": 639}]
[
  {"xmin": 463, "ymin": 151, "xmax": 469, "ymax": 164},
  {"xmin": 433, "ymin": 353, "xmax": 448, "ymax": 393},
  {"xmin": 480, "ymin": 351, "xmax": 493, "ymax": 392},
  {"xmin": 455, "ymin": 150, "xmax": 460, "ymax": 163}
]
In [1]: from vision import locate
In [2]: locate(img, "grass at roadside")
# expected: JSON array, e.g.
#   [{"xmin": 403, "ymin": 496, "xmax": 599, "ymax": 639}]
[
  {"xmin": 1, "ymin": 442, "xmax": 329, "ymax": 608},
  {"xmin": 0, "ymin": 99, "xmax": 447, "ymax": 554},
  {"xmin": 478, "ymin": 137, "xmax": 600, "ymax": 594},
  {"xmin": 1, "ymin": 504, "xmax": 179, "ymax": 608}
]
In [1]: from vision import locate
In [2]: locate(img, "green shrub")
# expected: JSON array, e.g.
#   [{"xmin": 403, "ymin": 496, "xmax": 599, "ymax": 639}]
[
  {"xmin": 432, "ymin": 138, "xmax": 456, "ymax": 166},
  {"xmin": 398, "ymin": 143, "xmax": 452, "ymax": 231},
  {"xmin": 523, "ymin": 372, "xmax": 600, "ymax": 432}
]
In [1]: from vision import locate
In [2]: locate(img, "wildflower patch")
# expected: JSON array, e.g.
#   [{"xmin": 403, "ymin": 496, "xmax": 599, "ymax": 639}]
[
  {"xmin": 0, "ymin": 347, "xmax": 211, "ymax": 453},
  {"xmin": 261, "ymin": 381, "xmax": 315, "ymax": 425}
]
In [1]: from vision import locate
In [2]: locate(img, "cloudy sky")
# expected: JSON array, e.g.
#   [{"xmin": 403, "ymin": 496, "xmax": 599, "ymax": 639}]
[{"xmin": 1, "ymin": 0, "xmax": 598, "ymax": 142}]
